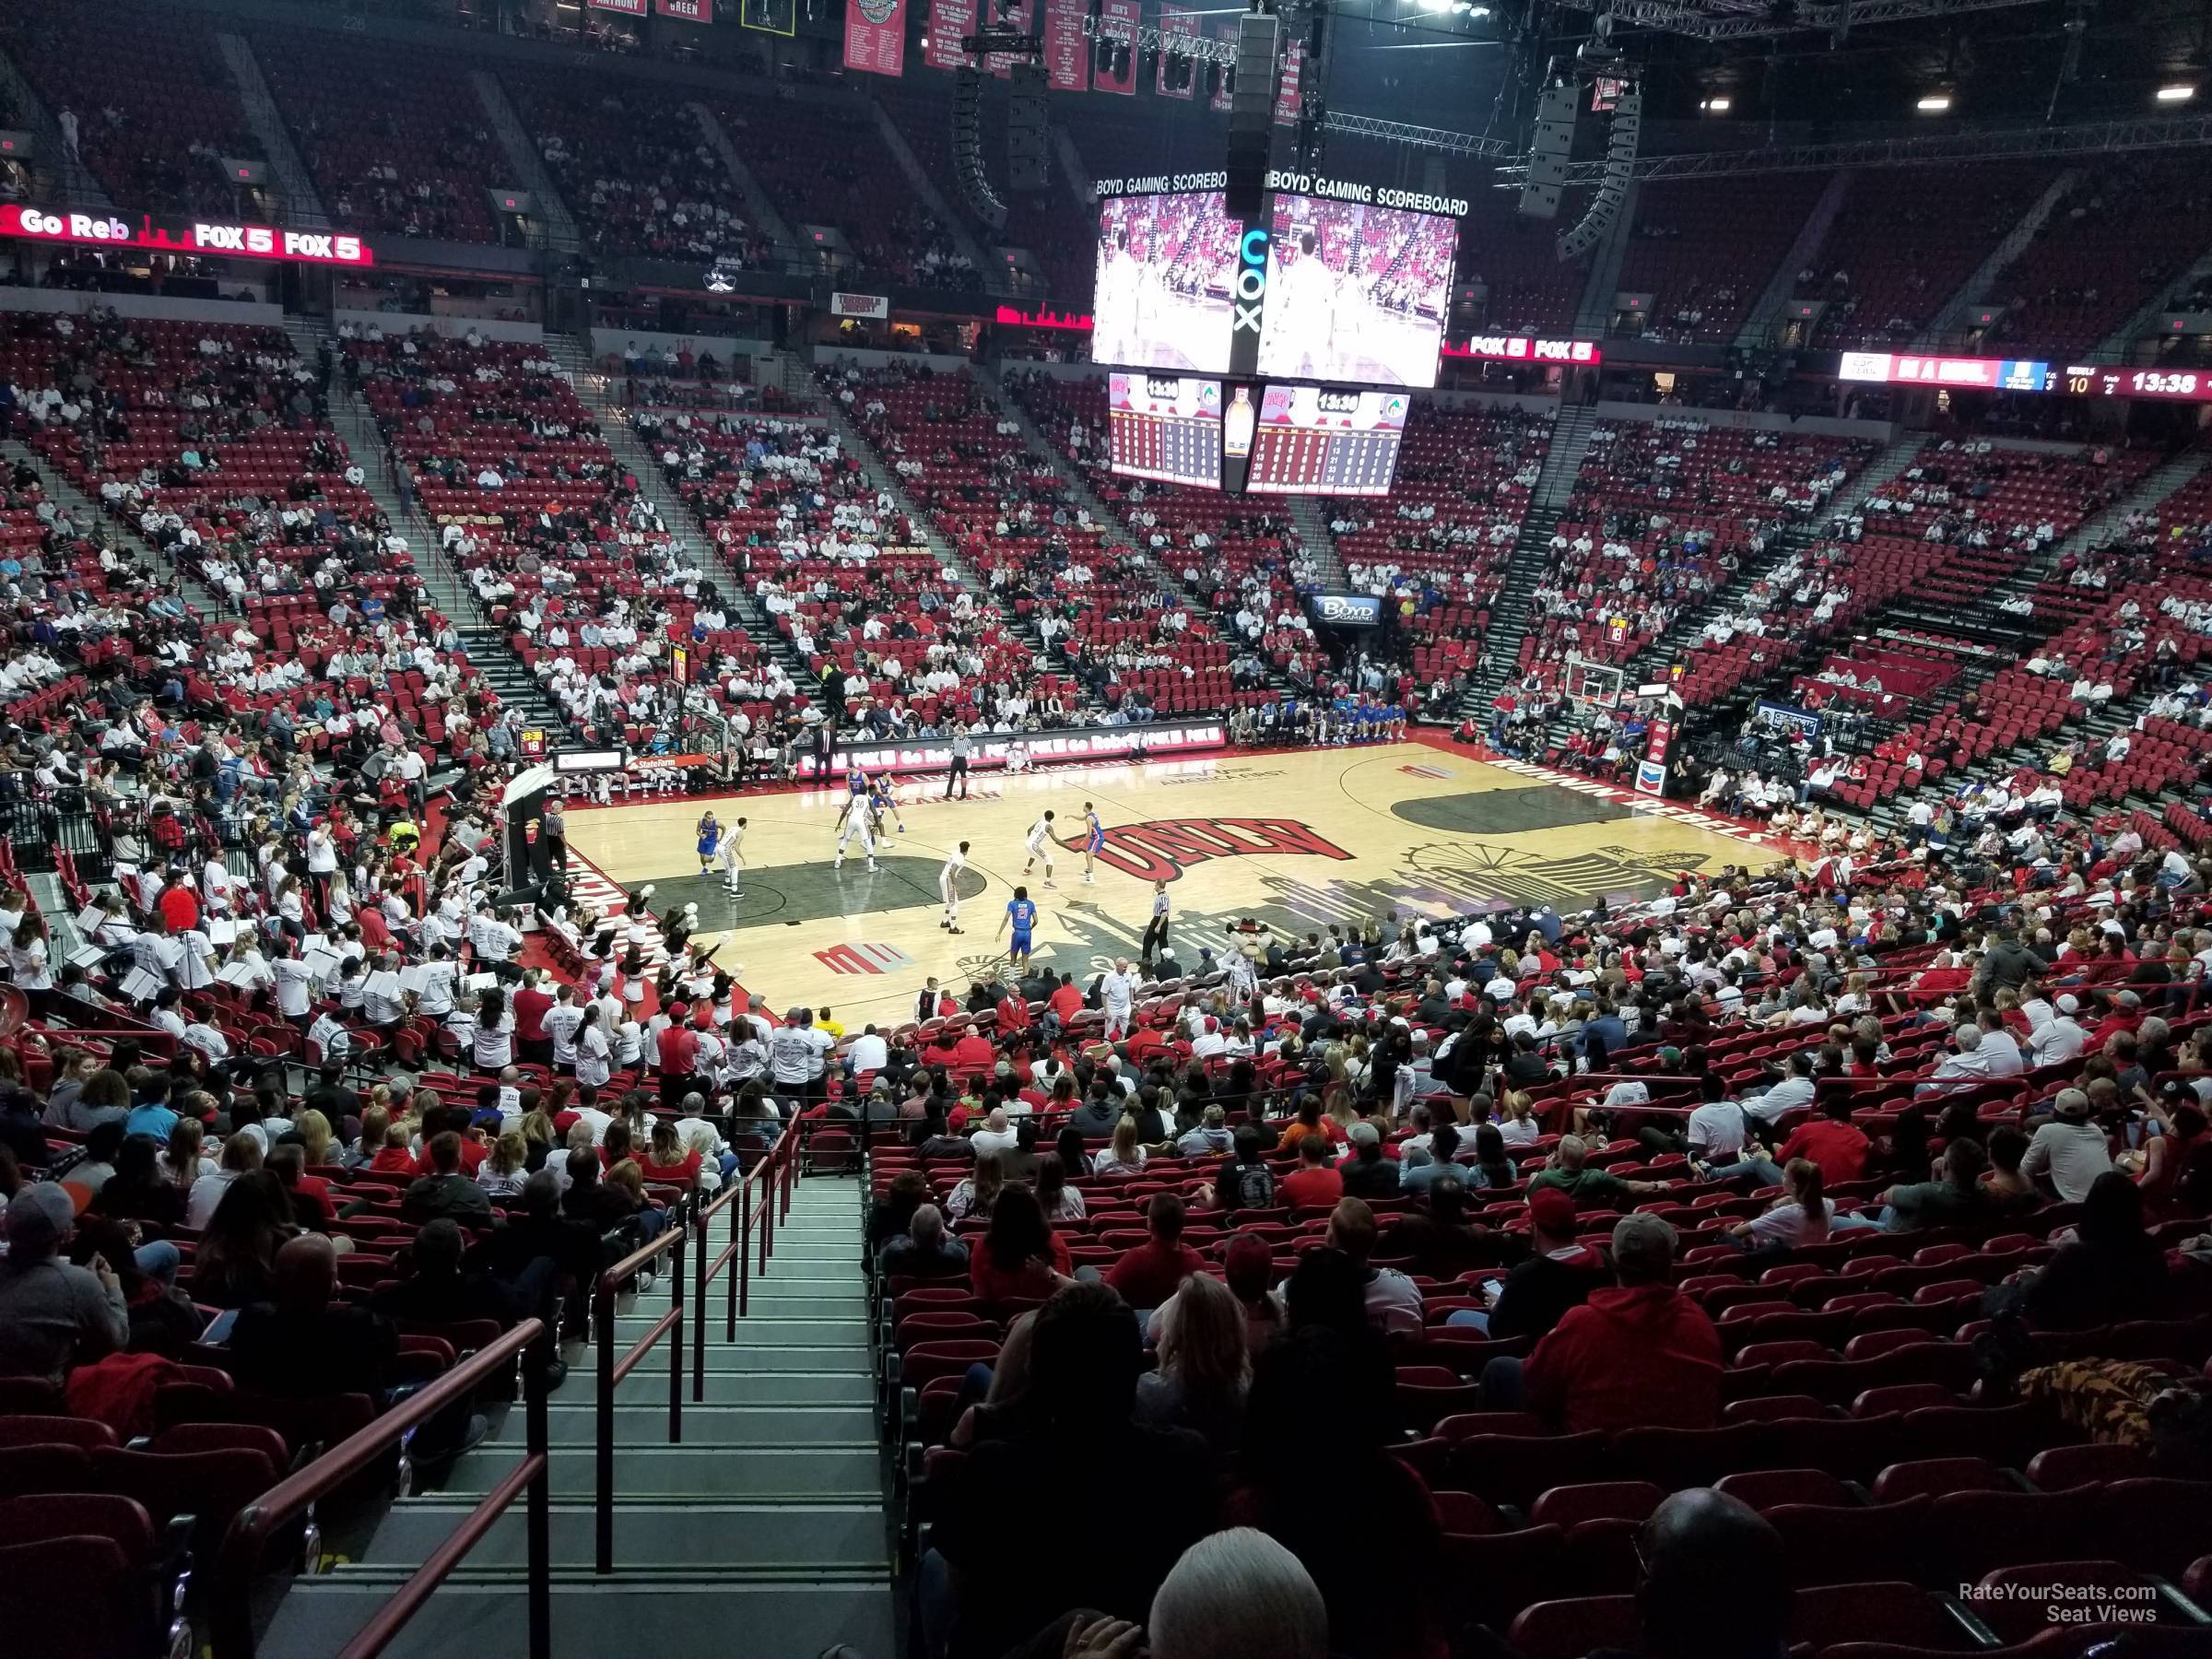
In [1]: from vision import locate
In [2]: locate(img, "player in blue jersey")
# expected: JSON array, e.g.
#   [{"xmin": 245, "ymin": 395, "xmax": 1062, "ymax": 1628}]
[
  {"xmin": 1080, "ymin": 801, "xmax": 1104, "ymax": 886},
  {"xmin": 695, "ymin": 812, "xmax": 721, "ymax": 876},
  {"xmin": 870, "ymin": 776, "xmax": 906, "ymax": 846},
  {"xmin": 995, "ymin": 885, "xmax": 1039, "ymax": 971}
]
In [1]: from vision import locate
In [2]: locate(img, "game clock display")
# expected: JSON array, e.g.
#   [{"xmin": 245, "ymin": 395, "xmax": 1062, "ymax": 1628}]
[
  {"xmin": 1244, "ymin": 384, "xmax": 1408, "ymax": 497},
  {"xmin": 1107, "ymin": 372, "xmax": 1223, "ymax": 488}
]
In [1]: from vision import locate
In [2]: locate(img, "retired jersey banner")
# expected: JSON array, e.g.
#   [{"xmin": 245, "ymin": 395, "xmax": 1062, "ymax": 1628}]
[
  {"xmin": 988, "ymin": 0, "xmax": 1029, "ymax": 76},
  {"xmin": 843, "ymin": 0, "xmax": 905, "ymax": 76},
  {"xmin": 589, "ymin": 0, "xmax": 647, "ymax": 13},
  {"xmin": 1043, "ymin": 0, "xmax": 1089, "ymax": 90},
  {"xmin": 924, "ymin": 0, "xmax": 976, "ymax": 69},
  {"xmin": 1274, "ymin": 40, "xmax": 1302, "ymax": 124},
  {"xmin": 1158, "ymin": 4, "xmax": 1198, "ymax": 98},
  {"xmin": 738, "ymin": 0, "xmax": 793, "ymax": 32},
  {"xmin": 658, "ymin": 0, "xmax": 712, "ymax": 20},
  {"xmin": 1095, "ymin": 0, "xmax": 1141, "ymax": 93},
  {"xmin": 1210, "ymin": 24, "xmax": 1235, "ymax": 110}
]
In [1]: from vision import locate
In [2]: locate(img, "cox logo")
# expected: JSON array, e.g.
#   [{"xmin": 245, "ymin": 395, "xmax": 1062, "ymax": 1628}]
[{"xmin": 1232, "ymin": 227, "xmax": 1268, "ymax": 335}]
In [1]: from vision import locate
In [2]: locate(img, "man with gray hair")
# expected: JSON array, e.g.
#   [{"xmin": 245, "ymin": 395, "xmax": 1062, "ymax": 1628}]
[
  {"xmin": 1478, "ymin": 1213, "xmax": 1720, "ymax": 1433},
  {"xmin": 1140, "ymin": 1527, "xmax": 1329, "ymax": 1659},
  {"xmin": 1916, "ymin": 1021, "xmax": 1992, "ymax": 1096},
  {"xmin": 2020, "ymin": 1086, "xmax": 2113, "ymax": 1201},
  {"xmin": 880, "ymin": 1204, "xmax": 969, "ymax": 1279},
  {"xmin": 0, "ymin": 1183, "xmax": 127, "ymax": 1384}
]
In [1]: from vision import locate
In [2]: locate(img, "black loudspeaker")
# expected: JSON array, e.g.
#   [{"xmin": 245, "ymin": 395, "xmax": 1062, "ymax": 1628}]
[
  {"xmin": 952, "ymin": 67, "xmax": 1007, "ymax": 230},
  {"xmin": 1226, "ymin": 10, "xmax": 1279, "ymax": 220},
  {"xmin": 1520, "ymin": 79, "xmax": 1579, "ymax": 220},
  {"xmin": 1008, "ymin": 61, "xmax": 1048, "ymax": 194}
]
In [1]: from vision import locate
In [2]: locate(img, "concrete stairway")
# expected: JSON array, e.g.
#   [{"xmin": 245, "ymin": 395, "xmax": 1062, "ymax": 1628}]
[
  {"xmin": 544, "ymin": 335, "xmax": 810, "ymax": 688},
  {"xmin": 1457, "ymin": 404, "xmax": 1599, "ymax": 715},
  {"xmin": 692, "ymin": 102, "xmax": 800, "ymax": 261},
  {"xmin": 473, "ymin": 70, "xmax": 580, "ymax": 250},
  {"xmin": 0, "ymin": 440, "xmax": 230, "ymax": 621},
  {"xmin": 1615, "ymin": 428, "xmax": 1929, "ymax": 695},
  {"xmin": 216, "ymin": 31, "xmax": 328, "ymax": 227},
  {"xmin": 1287, "ymin": 498, "xmax": 1346, "ymax": 586},
  {"xmin": 289, "ymin": 313, "xmax": 570, "ymax": 735},
  {"xmin": 259, "ymin": 1176, "xmax": 894, "ymax": 1659},
  {"xmin": 977, "ymin": 369, "xmax": 1272, "ymax": 700},
  {"xmin": 1734, "ymin": 169, "xmax": 1852, "ymax": 350},
  {"xmin": 0, "ymin": 45, "xmax": 112, "ymax": 209},
  {"xmin": 1919, "ymin": 170, "xmax": 2079, "ymax": 348}
]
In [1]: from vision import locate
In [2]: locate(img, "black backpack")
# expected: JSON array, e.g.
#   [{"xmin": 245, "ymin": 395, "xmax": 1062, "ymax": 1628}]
[{"xmin": 1229, "ymin": 1159, "xmax": 1277, "ymax": 1211}]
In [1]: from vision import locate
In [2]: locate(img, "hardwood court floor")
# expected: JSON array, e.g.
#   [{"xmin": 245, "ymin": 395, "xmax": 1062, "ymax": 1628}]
[{"xmin": 562, "ymin": 743, "xmax": 1774, "ymax": 1026}]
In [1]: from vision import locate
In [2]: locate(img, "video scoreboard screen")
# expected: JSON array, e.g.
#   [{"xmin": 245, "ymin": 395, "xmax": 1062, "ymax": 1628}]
[
  {"xmin": 1107, "ymin": 372, "xmax": 1223, "ymax": 488},
  {"xmin": 1255, "ymin": 194, "xmax": 1458, "ymax": 390},
  {"xmin": 1245, "ymin": 384, "xmax": 1408, "ymax": 497},
  {"xmin": 1092, "ymin": 191, "xmax": 1241, "ymax": 375}
]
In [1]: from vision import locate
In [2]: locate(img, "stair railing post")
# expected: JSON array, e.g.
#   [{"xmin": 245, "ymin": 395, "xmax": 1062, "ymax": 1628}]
[
  {"xmin": 667, "ymin": 1225, "xmax": 686, "ymax": 1446},
  {"xmin": 594, "ymin": 1276, "xmax": 615, "ymax": 1575}
]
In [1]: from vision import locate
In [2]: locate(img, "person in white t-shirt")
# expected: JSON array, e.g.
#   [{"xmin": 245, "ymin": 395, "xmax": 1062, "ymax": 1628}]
[{"xmin": 544, "ymin": 984, "xmax": 586, "ymax": 1072}]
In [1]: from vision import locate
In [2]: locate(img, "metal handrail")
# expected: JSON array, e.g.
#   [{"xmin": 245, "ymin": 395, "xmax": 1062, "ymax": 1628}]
[
  {"xmin": 588, "ymin": 1120, "xmax": 825, "ymax": 1571},
  {"xmin": 592, "ymin": 1214, "xmax": 692, "ymax": 1574},
  {"xmin": 688, "ymin": 1137, "xmax": 786, "ymax": 1399},
  {"xmin": 212, "ymin": 1318, "xmax": 553, "ymax": 1659}
]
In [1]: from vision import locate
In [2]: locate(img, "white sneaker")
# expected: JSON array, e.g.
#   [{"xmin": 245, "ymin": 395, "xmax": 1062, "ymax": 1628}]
[
  {"xmin": 1083, "ymin": 873, "xmax": 1095, "ymax": 884},
  {"xmin": 867, "ymin": 861, "xmax": 878, "ymax": 871},
  {"xmin": 833, "ymin": 856, "xmax": 843, "ymax": 869}
]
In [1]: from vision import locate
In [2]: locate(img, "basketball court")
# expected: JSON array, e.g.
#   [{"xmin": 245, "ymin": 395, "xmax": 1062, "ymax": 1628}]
[{"xmin": 559, "ymin": 742, "xmax": 1783, "ymax": 1026}]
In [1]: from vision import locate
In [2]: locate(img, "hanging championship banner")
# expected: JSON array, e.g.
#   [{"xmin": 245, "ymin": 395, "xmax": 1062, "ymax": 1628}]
[
  {"xmin": 843, "ymin": 0, "xmax": 905, "ymax": 76},
  {"xmin": 1044, "ymin": 0, "xmax": 1089, "ymax": 90},
  {"xmin": 988, "ymin": 0, "xmax": 1029, "ymax": 76},
  {"xmin": 1274, "ymin": 40, "xmax": 1302, "ymax": 124},
  {"xmin": 924, "ymin": 0, "xmax": 977, "ymax": 69},
  {"xmin": 1158, "ymin": 4, "xmax": 1198, "ymax": 97},
  {"xmin": 1095, "ymin": 0, "xmax": 1141, "ymax": 92}
]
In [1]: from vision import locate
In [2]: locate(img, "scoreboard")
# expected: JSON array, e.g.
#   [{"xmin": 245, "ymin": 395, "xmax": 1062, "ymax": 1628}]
[
  {"xmin": 1840, "ymin": 350, "xmax": 2212, "ymax": 405},
  {"xmin": 1244, "ymin": 383, "xmax": 1408, "ymax": 497},
  {"xmin": 1107, "ymin": 372, "xmax": 1223, "ymax": 488}
]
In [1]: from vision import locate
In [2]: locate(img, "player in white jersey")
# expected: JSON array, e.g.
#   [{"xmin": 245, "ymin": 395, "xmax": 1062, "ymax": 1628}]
[
  {"xmin": 833, "ymin": 793, "xmax": 877, "ymax": 872},
  {"xmin": 718, "ymin": 816, "xmax": 747, "ymax": 895},
  {"xmin": 1020, "ymin": 809, "xmax": 1058, "ymax": 888},
  {"xmin": 939, "ymin": 840, "xmax": 971, "ymax": 933},
  {"xmin": 1268, "ymin": 230, "xmax": 1340, "ymax": 380}
]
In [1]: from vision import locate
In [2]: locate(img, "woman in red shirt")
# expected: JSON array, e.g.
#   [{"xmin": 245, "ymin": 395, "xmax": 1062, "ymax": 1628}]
[
  {"xmin": 970, "ymin": 1186, "xmax": 1074, "ymax": 1303},
  {"xmin": 638, "ymin": 1119, "xmax": 705, "ymax": 1191}
]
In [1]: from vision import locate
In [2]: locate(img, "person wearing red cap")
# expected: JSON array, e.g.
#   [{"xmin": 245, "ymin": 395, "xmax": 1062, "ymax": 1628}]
[{"xmin": 1447, "ymin": 1185, "xmax": 1609, "ymax": 1341}]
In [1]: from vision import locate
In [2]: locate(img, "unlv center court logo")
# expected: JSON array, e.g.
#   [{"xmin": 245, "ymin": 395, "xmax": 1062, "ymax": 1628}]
[{"xmin": 1066, "ymin": 817, "xmax": 1353, "ymax": 883}]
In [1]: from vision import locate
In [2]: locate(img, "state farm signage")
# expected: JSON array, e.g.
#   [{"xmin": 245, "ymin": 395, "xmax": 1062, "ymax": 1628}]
[{"xmin": 1, "ymin": 205, "xmax": 373, "ymax": 267}]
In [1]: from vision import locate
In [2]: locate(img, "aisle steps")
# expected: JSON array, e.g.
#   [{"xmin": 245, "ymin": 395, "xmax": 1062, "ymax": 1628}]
[{"xmin": 258, "ymin": 1177, "xmax": 892, "ymax": 1659}]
